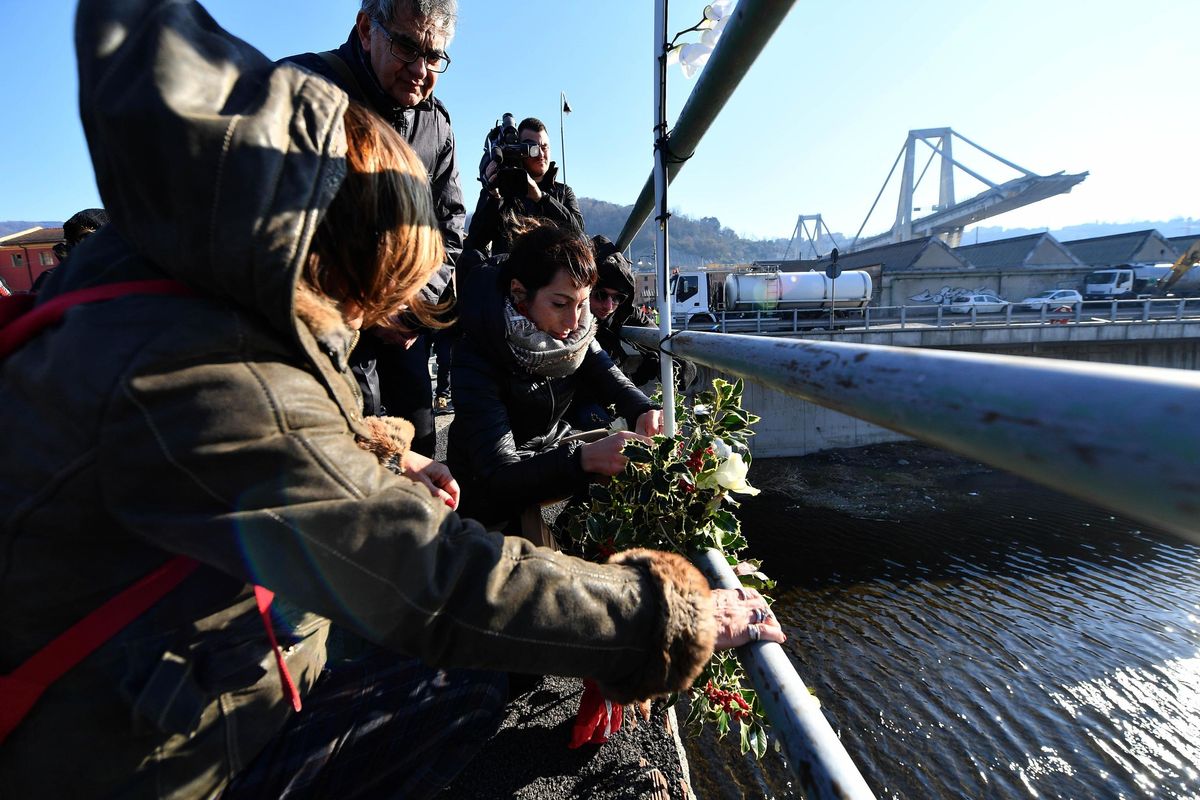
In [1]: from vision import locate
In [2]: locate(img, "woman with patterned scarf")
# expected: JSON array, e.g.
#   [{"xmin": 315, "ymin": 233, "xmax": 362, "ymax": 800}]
[{"xmin": 447, "ymin": 222, "xmax": 662, "ymax": 538}]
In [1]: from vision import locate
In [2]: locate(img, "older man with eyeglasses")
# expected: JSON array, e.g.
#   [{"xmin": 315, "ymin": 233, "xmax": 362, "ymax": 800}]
[{"xmin": 284, "ymin": 0, "xmax": 465, "ymax": 459}]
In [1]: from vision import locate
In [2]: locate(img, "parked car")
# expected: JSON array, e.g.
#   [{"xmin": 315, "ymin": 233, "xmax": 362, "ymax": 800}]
[
  {"xmin": 947, "ymin": 293, "xmax": 1009, "ymax": 314},
  {"xmin": 1020, "ymin": 289, "xmax": 1082, "ymax": 310}
]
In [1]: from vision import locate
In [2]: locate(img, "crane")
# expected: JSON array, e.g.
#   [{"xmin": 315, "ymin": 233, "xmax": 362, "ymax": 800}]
[{"xmin": 1160, "ymin": 239, "xmax": 1200, "ymax": 295}]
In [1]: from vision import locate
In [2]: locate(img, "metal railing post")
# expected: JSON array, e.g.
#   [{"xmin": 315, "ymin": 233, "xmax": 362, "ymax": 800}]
[
  {"xmin": 694, "ymin": 549, "xmax": 877, "ymax": 800},
  {"xmin": 651, "ymin": 0, "xmax": 677, "ymax": 436},
  {"xmin": 616, "ymin": 0, "xmax": 801, "ymax": 251}
]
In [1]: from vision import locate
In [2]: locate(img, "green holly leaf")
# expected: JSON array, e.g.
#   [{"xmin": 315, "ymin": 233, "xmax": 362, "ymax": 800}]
[
  {"xmin": 624, "ymin": 443, "xmax": 653, "ymax": 463},
  {"xmin": 751, "ymin": 725, "xmax": 769, "ymax": 759},
  {"xmin": 589, "ymin": 484, "xmax": 612, "ymax": 504}
]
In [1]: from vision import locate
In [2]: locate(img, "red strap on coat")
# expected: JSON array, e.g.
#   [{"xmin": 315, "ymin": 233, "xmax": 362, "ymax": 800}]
[
  {"xmin": 0, "ymin": 278, "xmax": 302, "ymax": 743},
  {"xmin": 255, "ymin": 586, "xmax": 304, "ymax": 712},
  {"xmin": 0, "ymin": 279, "xmax": 195, "ymax": 360},
  {"xmin": 0, "ymin": 556, "xmax": 199, "ymax": 744}
]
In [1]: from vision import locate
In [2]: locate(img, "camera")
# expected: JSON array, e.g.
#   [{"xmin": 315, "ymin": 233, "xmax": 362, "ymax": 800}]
[{"xmin": 479, "ymin": 113, "xmax": 543, "ymax": 200}]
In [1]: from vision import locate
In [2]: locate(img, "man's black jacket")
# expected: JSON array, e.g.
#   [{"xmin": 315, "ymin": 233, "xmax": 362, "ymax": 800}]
[{"xmin": 283, "ymin": 30, "xmax": 465, "ymax": 429}]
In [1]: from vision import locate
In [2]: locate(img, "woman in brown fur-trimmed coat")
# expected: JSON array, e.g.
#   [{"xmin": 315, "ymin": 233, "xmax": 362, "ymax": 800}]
[{"xmin": 0, "ymin": 2, "xmax": 784, "ymax": 798}]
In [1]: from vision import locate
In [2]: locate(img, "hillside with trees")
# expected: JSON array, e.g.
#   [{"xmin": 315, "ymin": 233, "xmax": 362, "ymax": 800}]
[{"xmin": 574, "ymin": 197, "xmax": 791, "ymax": 267}]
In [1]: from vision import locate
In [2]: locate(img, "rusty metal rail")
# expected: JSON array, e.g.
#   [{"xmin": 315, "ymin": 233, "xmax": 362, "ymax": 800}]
[
  {"xmin": 625, "ymin": 327, "xmax": 1200, "ymax": 545},
  {"xmin": 695, "ymin": 549, "xmax": 876, "ymax": 800}
]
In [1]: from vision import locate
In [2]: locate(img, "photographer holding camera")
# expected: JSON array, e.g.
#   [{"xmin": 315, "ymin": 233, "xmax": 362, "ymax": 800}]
[{"xmin": 464, "ymin": 116, "xmax": 584, "ymax": 257}]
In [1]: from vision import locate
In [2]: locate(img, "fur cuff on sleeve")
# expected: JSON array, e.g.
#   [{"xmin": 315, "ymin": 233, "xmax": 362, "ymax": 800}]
[
  {"xmin": 599, "ymin": 548, "xmax": 716, "ymax": 703},
  {"xmin": 355, "ymin": 415, "xmax": 415, "ymax": 469}
]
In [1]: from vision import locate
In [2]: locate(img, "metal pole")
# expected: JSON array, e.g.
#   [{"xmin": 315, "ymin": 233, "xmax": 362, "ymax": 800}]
[
  {"xmin": 695, "ymin": 549, "xmax": 877, "ymax": 800},
  {"xmin": 616, "ymin": 0, "xmax": 799, "ymax": 251},
  {"xmin": 558, "ymin": 91, "xmax": 568, "ymax": 188},
  {"xmin": 621, "ymin": 328, "xmax": 1200, "ymax": 545},
  {"xmin": 652, "ymin": 0, "xmax": 676, "ymax": 436}
]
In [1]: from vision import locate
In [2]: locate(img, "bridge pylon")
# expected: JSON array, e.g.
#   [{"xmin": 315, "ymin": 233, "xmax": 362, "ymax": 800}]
[{"xmin": 848, "ymin": 128, "xmax": 1087, "ymax": 253}]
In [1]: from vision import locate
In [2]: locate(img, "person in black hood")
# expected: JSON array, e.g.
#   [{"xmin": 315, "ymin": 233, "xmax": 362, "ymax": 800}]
[
  {"xmin": 283, "ymin": 0, "xmax": 465, "ymax": 456},
  {"xmin": 567, "ymin": 235, "xmax": 697, "ymax": 430},
  {"xmin": 32, "ymin": 208, "xmax": 110, "ymax": 293},
  {"xmin": 447, "ymin": 223, "xmax": 662, "ymax": 536}
]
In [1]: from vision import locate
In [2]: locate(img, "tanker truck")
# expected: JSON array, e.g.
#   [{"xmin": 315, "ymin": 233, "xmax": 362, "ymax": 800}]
[{"xmin": 670, "ymin": 268, "xmax": 873, "ymax": 329}]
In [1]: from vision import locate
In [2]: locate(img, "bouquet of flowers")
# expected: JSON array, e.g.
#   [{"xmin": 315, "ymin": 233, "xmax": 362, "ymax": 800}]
[{"xmin": 556, "ymin": 378, "xmax": 775, "ymax": 758}]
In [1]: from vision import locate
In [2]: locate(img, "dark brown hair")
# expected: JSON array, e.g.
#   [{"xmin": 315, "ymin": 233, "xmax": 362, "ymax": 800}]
[
  {"xmin": 304, "ymin": 102, "xmax": 445, "ymax": 330},
  {"xmin": 502, "ymin": 220, "xmax": 596, "ymax": 298},
  {"xmin": 517, "ymin": 117, "xmax": 547, "ymax": 136}
]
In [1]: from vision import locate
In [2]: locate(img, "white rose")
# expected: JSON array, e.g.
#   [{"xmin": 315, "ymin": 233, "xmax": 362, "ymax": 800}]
[
  {"xmin": 711, "ymin": 437, "xmax": 732, "ymax": 460},
  {"xmin": 713, "ymin": 453, "xmax": 760, "ymax": 496}
]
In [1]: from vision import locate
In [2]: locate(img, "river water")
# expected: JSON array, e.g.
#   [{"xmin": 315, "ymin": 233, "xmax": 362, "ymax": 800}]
[{"xmin": 689, "ymin": 444, "xmax": 1200, "ymax": 799}]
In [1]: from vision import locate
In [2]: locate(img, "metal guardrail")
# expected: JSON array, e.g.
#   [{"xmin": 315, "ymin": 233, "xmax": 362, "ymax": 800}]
[
  {"xmin": 672, "ymin": 297, "xmax": 1200, "ymax": 335},
  {"xmin": 694, "ymin": 549, "xmax": 876, "ymax": 800},
  {"xmin": 624, "ymin": 326, "xmax": 1200, "ymax": 546}
]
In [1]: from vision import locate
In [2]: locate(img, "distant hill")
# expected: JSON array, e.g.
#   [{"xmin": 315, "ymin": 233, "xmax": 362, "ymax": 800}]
[
  {"xmin": 567, "ymin": 203, "xmax": 1200, "ymax": 265},
  {"xmin": 7, "ymin": 212, "xmax": 1196, "ymax": 262},
  {"xmin": 963, "ymin": 217, "xmax": 1200, "ymax": 246},
  {"xmin": 574, "ymin": 198, "xmax": 793, "ymax": 267},
  {"xmin": 0, "ymin": 221, "xmax": 61, "ymax": 237}
]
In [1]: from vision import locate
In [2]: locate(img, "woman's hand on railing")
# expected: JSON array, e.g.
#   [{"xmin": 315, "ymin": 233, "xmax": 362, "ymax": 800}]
[
  {"xmin": 400, "ymin": 450, "xmax": 461, "ymax": 509},
  {"xmin": 712, "ymin": 586, "xmax": 785, "ymax": 649},
  {"xmin": 634, "ymin": 409, "xmax": 663, "ymax": 437},
  {"xmin": 580, "ymin": 431, "xmax": 650, "ymax": 476}
]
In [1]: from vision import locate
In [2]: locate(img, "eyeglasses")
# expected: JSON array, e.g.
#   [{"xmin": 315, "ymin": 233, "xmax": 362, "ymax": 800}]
[
  {"xmin": 371, "ymin": 18, "xmax": 451, "ymax": 73},
  {"xmin": 591, "ymin": 288, "xmax": 628, "ymax": 306}
]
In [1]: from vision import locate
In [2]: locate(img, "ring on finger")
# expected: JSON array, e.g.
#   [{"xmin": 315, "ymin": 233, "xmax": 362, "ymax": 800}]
[
  {"xmin": 750, "ymin": 608, "xmax": 767, "ymax": 624},
  {"xmin": 747, "ymin": 623, "xmax": 760, "ymax": 642}
]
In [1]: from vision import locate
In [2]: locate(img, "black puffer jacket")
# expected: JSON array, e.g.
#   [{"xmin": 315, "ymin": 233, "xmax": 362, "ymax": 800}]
[{"xmin": 447, "ymin": 260, "xmax": 653, "ymax": 526}]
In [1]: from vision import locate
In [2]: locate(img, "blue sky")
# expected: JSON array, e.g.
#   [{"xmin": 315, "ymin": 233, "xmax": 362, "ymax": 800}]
[{"xmin": 2, "ymin": 1, "xmax": 1197, "ymax": 240}]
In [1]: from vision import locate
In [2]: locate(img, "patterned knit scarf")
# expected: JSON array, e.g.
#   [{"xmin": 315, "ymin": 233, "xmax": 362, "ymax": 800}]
[{"xmin": 504, "ymin": 298, "xmax": 596, "ymax": 378}]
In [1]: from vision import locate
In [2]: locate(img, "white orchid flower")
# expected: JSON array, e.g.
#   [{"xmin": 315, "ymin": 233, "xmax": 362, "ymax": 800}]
[
  {"xmin": 713, "ymin": 452, "xmax": 760, "ymax": 495},
  {"xmin": 678, "ymin": 42, "xmax": 714, "ymax": 78},
  {"xmin": 709, "ymin": 0, "xmax": 735, "ymax": 18}
]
